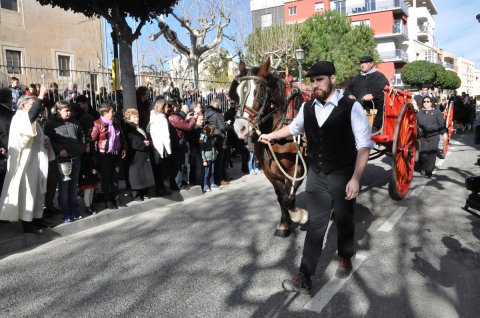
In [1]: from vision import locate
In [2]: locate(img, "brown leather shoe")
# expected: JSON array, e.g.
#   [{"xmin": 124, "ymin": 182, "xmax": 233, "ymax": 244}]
[
  {"xmin": 335, "ymin": 258, "xmax": 352, "ymax": 278},
  {"xmin": 220, "ymin": 180, "xmax": 230, "ymax": 186}
]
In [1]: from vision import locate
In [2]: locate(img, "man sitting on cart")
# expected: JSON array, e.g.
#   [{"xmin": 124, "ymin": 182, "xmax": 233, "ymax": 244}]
[{"xmin": 344, "ymin": 55, "xmax": 389, "ymax": 133}]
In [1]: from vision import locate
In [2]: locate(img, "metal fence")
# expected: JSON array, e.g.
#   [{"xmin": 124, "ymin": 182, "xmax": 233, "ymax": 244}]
[{"xmin": 0, "ymin": 65, "xmax": 233, "ymax": 112}]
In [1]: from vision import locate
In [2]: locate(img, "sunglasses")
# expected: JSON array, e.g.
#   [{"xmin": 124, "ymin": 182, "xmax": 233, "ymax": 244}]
[{"xmin": 423, "ymin": 100, "xmax": 432, "ymax": 103}]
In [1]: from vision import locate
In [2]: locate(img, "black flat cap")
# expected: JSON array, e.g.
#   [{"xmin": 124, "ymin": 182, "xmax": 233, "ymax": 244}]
[
  {"xmin": 359, "ymin": 55, "xmax": 373, "ymax": 63},
  {"xmin": 0, "ymin": 88, "xmax": 12, "ymax": 103},
  {"xmin": 306, "ymin": 61, "xmax": 336, "ymax": 77}
]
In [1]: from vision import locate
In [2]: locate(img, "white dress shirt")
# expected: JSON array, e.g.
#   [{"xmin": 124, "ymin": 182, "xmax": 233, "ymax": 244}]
[{"xmin": 289, "ymin": 90, "xmax": 374, "ymax": 150}]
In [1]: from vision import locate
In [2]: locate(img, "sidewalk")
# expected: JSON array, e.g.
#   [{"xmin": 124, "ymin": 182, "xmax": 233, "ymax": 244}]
[{"xmin": 0, "ymin": 155, "xmax": 249, "ymax": 258}]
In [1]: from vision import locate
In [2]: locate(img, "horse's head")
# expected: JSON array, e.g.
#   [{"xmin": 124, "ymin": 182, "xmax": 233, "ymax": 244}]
[{"xmin": 228, "ymin": 58, "xmax": 285, "ymax": 139}]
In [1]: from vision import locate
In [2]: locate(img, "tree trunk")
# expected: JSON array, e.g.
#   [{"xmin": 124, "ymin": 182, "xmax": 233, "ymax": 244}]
[
  {"xmin": 191, "ymin": 55, "xmax": 199, "ymax": 90},
  {"xmin": 118, "ymin": 39, "xmax": 137, "ymax": 111}
]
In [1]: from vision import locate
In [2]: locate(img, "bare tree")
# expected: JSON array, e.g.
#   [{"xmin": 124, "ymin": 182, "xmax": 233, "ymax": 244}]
[
  {"xmin": 149, "ymin": 0, "xmax": 235, "ymax": 89},
  {"xmin": 245, "ymin": 23, "xmax": 301, "ymax": 72}
]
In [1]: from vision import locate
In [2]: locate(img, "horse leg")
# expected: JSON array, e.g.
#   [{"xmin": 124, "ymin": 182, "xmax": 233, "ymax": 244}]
[
  {"xmin": 273, "ymin": 187, "xmax": 292, "ymax": 238},
  {"xmin": 283, "ymin": 180, "xmax": 309, "ymax": 225}
]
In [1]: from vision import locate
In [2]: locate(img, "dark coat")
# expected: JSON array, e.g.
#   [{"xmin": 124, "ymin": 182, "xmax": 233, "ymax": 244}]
[
  {"xmin": 0, "ymin": 103, "xmax": 14, "ymax": 154},
  {"xmin": 123, "ymin": 123, "xmax": 154, "ymax": 190},
  {"xmin": 205, "ymin": 106, "xmax": 226, "ymax": 139},
  {"xmin": 44, "ymin": 116, "xmax": 85, "ymax": 158}
]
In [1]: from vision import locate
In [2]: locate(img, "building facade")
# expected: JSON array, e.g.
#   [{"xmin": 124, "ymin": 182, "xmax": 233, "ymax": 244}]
[
  {"xmin": 0, "ymin": 0, "xmax": 105, "ymax": 90},
  {"xmin": 249, "ymin": 0, "xmax": 473, "ymax": 90}
]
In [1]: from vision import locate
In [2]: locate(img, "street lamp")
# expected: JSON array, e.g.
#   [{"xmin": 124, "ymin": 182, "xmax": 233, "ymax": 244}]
[{"xmin": 295, "ymin": 48, "xmax": 305, "ymax": 88}]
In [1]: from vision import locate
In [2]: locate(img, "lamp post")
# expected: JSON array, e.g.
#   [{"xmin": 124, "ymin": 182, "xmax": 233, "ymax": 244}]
[{"xmin": 295, "ymin": 48, "xmax": 305, "ymax": 89}]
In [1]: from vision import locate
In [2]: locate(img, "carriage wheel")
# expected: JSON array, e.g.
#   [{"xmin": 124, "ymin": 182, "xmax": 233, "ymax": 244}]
[
  {"xmin": 442, "ymin": 103, "xmax": 455, "ymax": 159},
  {"xmin": 389, "ymin": 103, "xmax": 418, "ymax": 200}
]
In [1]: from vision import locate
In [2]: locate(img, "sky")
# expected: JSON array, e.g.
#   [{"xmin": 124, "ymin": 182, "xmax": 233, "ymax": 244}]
[
  {"xmin": 433, "ymin": 0, "xmax": 480, "ymax": 67},
  {"xmin": 113, "ymin": 0, "xmax": 479, "ymax": 70}
]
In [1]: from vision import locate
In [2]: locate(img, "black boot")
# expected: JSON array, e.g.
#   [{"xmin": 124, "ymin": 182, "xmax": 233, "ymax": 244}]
[{"xmin": 22, "ymin": 221, "xmax": 44, "ymax": 234}]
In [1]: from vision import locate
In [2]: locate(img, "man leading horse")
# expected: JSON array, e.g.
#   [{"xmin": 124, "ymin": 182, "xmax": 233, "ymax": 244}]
[{"xmin": 258, "ymin": 61, "xmax": 373, "ymax": 294}]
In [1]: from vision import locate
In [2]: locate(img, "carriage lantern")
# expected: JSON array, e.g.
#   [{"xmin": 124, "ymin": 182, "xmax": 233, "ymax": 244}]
[{"xmin": 295, "ymin": 48, "xmax": 305, "ymax": 89}]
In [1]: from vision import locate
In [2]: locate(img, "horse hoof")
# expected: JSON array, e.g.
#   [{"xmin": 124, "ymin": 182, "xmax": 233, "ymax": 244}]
[
  {"xmin": 274, "ymin": 228, "xmax": 291, "ymax": 238},
  {"xmin": 288, "ymin": 207, "xmax": 309, "ymax": 224}
]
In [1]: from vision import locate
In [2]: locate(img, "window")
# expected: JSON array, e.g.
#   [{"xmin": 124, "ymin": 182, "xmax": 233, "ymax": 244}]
[
  {"xmin": 5, "ymin": 49, "xmax": 21, "ymax": 74},
  {"xmin": 1, "ymin": 0, "xmax": 18, "ymax": 11},
  {"xmin": 288, "ymin": 6, "xmax": 297, "ymax": 16},
  {"xmin": 315, "ymin": 2, "xmax": 324, "ymax": 12},
  {"xmin": 58, "ymin": 55, "xmax": 71, "ymax": 77},
  {"xmin": 261, "ymin": 14, "xmax": 272, "ymax": 29},
  {"xmin": 351, "ymin": 19, "xmax": 370, "ymax": 28}
]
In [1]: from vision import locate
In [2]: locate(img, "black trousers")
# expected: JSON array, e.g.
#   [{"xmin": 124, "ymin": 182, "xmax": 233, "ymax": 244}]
[
  {"xmin": 299, "ymin": 169, "xmax": 355, "ymax": 278},
  {"xmin": 419, "ymin": 135, "xmax": 440, "ymax": 174},
  {"xmin": 97, "ymin": 153, "xmax": 121, "ymax": 200}
]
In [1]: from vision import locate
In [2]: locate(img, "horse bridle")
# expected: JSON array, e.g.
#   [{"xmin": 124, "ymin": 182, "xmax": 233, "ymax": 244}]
[{"xmin": 235, "ymin": 75, "xmax": 275, "ymax": 130}]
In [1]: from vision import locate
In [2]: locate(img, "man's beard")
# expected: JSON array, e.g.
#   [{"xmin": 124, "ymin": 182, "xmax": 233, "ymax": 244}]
[{"xmin": 314, "ymin": 80, "xmax": 334, "ymax": 103}]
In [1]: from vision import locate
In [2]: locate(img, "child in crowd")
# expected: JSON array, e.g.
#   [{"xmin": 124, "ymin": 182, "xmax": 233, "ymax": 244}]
[
  {"xmin": 44, "ymin": 101, "xmax": 85, "ymax": 222},
  {"xmin": 200, "ymin": 124, "xmax": 221, "ymax": 192},
  {"xmin": 78, "ymin": 151, "xmax": 99, "ymax": 214}
]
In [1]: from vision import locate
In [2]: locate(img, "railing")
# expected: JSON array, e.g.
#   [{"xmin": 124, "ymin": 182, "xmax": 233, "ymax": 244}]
[
  {"xmin": 393, "ymin": 19, "xmax": 408, "ymax": 37},
  {"xmin": 0, "ymin": 64, "xmax": 233, "ymax": 112},
  {"xmin": 379, "ymin": 49, "xmax": 408, "ymax": 62},
  {"xmin": 436, "ymin": 61, "xmax": 455, "ymax": 70},
  {"xmin": 335, "ymin": 0, "xmax": 408, "ymax": 16}
]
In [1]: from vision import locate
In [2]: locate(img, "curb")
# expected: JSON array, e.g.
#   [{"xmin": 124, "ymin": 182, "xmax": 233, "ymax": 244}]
[{"xmin": 0, "ymin": 186, "xmax": 203, "ymax": 258}]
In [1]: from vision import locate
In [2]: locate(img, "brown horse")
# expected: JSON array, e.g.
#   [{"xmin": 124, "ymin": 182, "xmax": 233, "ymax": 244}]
[{"xmin": 229, "ymin": 58, "xmax": 309, "ymax": 238}]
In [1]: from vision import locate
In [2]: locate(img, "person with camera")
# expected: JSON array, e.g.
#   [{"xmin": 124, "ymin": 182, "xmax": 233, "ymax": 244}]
[{"xmin": 167, "ymin": 100, "xmax": 197, "ymax": 190}]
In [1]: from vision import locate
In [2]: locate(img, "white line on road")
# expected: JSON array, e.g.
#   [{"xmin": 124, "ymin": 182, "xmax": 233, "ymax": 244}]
[
  {"xmin": 304, "ymin": 254, "xmax": 367, "ymax": 313},
  {"xmin": 377, "ymin": 207, "xmax": 408, "ymax": 232}
]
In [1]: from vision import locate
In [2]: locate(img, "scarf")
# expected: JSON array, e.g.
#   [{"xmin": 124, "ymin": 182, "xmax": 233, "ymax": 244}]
[
  {"xmin": 361, "ymin": 66, "xmax": 377, "ymax": 76},
  {"xmin": 100, "ymin": 116, "xmax": 121, "ymax": 154}
]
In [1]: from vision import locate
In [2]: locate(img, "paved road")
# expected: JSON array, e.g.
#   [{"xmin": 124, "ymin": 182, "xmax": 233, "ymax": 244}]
[{"xmin": 1, "ymin": 131, "xmax": 479, "ymax": 318}]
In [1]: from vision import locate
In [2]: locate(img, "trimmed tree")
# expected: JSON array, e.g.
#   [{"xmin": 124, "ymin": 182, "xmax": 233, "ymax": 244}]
[
  {"xmin": 441, "ymin": 70, "xmax": 462, "ymax": 90},
  {"xmin": 299, "ymin": 11, "xmax": 379, "ymax": 85},
  {"xmin": 401, "ymin": 60, "xmax": 437, "ymax": 89},
  {"xmin": 35, "ymin": 0, "xmax": 178, "ymax": 109}
]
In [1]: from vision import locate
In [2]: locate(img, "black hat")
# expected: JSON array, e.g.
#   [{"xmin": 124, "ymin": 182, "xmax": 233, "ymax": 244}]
[
  {"xmin": 0, "ymin": 88, "xmax": 12, "ymax": 104},
  {"xmin": 359, "ymin": 55, "xmax": 373, "ymax": 63},
  {"xmin": 306, "ymin": 61, "xmax": 336, "ymax": 77}
]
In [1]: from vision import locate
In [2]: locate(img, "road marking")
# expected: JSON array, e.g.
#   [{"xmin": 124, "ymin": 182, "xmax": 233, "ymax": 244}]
[
  {"xmin": 304, "ymin": 254, "xmax": 367, "ymax": 313},
  {"xmin": 410, "ymin": 185, "xmax": 425, "ymax": 197},
  {"xmin": 377, "ymin": 207, "xmax": 408, "ymax": 232}
]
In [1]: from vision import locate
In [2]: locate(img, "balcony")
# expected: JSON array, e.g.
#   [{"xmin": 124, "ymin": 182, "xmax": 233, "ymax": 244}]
[
  {"xmin": 335, "ymin": 0, "xmax": 409, "ymax": 16},
  {"xmin": 417, "ymin": 23, "xmax": 430, "ymax": 42},
  {"xmin": 379, "ymin": 49, "xmax": 408, "ymax": 62},
  {"xmin": 393, "ymin": 19, "xmax": 408, "ymax": 37},
  {"xmin": 436, "ymin": 61, "xmax": 455, "ymax": 70}
]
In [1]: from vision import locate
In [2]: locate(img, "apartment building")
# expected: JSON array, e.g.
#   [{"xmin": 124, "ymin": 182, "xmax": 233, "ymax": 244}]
[
  {"xmin": 457, "ymin": 57, "xmax": 475, "ymax": 95},
  {"xmin": 250, "ymin": 0, "xmax": 443, "ymax": 88},
  {"xmin": 0, "ymin": 0, "xmax": 105, "ymax": 89},
  {"xmin": 250, "ymin": 0, "xmax": 285, "ymax": 29}
]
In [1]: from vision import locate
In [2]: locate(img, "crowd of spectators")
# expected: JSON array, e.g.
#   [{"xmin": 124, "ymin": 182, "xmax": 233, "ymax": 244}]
[{"xmin": 0, "ymin": 77, "xmax": 256, "ymax": 234}]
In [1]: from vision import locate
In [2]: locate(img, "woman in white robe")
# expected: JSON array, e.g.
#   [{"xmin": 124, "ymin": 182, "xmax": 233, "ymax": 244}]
[{"xmin": 0, "ymin": 87, "xmax": 53, "ymax": 232}]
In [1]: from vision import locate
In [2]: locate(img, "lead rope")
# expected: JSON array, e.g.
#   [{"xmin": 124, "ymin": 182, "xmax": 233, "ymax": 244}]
[{"xmin": 265, "ymin": 135, "xmax": 307, "ymax": 183}]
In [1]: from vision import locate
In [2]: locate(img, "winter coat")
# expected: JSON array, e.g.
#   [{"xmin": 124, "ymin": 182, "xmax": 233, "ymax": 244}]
[
  {"xmin": 91, "ymin": 118, "xmax": 126, "ymax": 154},
  {"xmin": 123, "ymin": 123, "xmax": 154, "ymax": 190},
  {"xmin": 44, "ymin": 116, "xmax": 85, "ymax": 158},
  {"xmin": 200, "ymin": 133, "xmax": 218, "ymax": 162}
]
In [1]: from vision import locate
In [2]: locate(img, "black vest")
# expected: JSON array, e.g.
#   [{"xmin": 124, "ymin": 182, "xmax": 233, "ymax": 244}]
[{"xmin": 304, "ymin": 97, "xmax": 357, "ymax": 174}]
